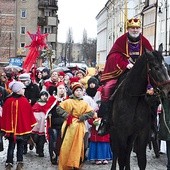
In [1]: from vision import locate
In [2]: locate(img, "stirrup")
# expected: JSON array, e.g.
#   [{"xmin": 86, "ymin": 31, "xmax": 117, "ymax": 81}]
[{"xmin": 97, "ymin": 120, "xmax": 109, "ymax": 136}]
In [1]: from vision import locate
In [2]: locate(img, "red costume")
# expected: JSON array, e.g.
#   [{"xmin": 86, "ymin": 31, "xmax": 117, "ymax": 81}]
[
  {"xmin": 101, "ymin": 33, "xmax": 153, "ymax": 82},
  {"xmin": 1, "ymin": 96, "xmax": 37, "ymax": 136},
  {"xmin": 97, "ymin": 19, "xmax": 153, "ymax": 136}
]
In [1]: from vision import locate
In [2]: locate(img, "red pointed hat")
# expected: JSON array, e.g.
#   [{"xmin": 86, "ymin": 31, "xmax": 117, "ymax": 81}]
[{"xmin": 70, "ymin": 77, "xmax": 80, "ymax": 85}]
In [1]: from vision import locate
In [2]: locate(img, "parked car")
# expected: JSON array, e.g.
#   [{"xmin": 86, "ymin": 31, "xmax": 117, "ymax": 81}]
[{"xmin": 58, "ymin": 62, "xmax": 88, "ymax": 70}]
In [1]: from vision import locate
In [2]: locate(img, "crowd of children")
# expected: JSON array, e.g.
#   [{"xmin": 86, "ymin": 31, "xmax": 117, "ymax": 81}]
[{"xmin": 0, "ymin": 66, "xmax": 113, "ymax": 170}]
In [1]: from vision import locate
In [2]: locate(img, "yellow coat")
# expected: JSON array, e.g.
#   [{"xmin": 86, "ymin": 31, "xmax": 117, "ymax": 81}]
[{"xmin": 58, "ymin": 98, "xmax": 93, "ymax": 170}]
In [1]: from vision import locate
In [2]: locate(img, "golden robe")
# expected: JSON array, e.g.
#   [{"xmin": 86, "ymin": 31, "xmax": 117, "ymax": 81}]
[{"xmin": 58, "ymin": 98, "xmax": 93, "ymax": 170}]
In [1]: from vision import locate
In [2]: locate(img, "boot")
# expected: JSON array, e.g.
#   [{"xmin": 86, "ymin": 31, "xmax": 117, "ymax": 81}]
[
  {"xmin": 30, "ymin": 134, "xmax": 39, "ymax": 151},
  {"xmin": 16, "ymin": 162, "xmax": 23, "ymax": 170},
  {"xmin": 97, "ymin": 101, "xmax": 112, "ymax": 136},
  {"xmin": 48, "ymin": 128, "xmax": 58, "ymax": 165}
]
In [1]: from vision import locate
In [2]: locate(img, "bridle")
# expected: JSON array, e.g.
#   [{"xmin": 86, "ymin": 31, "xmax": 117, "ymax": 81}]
[{"xmin": 147, "ymin": 62, "xmax": 170, "ymax": 89}]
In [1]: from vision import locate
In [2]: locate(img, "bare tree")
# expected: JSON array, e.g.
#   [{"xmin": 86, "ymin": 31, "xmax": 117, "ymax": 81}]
[
  {"xmin": 82, "ymin": 29, "xmax": 97, "ymax": 66},
  {"xmin": 65, "ymin": 27, "xmax": 74, "ymax": 65}
]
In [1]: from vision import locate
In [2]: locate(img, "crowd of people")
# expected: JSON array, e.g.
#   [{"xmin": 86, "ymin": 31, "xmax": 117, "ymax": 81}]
[
  {"xmin": 0, "ymin": 17, "xmax": 169, "ymax": 170},
  {"xmin": 0, "ymin": 64, "xmax": 113, "ymax": 170}
]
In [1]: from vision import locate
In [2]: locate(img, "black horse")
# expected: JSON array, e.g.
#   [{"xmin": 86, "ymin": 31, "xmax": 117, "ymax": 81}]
[{"xmin": 110, "ymin": 48, "xmax": 170, "ymax": 170}]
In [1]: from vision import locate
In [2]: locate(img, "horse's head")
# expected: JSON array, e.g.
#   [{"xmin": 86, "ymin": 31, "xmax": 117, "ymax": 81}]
[{"xmin": 146, "ymin": 48, "xmax": 170, "ymax": 97}]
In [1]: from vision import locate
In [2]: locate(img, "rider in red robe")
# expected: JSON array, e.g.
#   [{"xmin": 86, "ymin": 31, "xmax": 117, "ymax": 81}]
[{"xmin": 98, "ymin": 18, "xmax": 153, "ymax": 135}]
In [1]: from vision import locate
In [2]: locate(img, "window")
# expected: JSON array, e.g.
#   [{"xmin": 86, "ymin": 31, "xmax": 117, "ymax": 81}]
[
  {"xmin": 20, "ymin": 43, "xmax": 25, "ymax": 48},
  {"xmin": 44, "ymin": 26, "xmax": 51, "ymax": 33},
  {"xmin": 21, "ymin": 9, "xmax": 26, "ymax": 18},
  {"xmin": 20, "ymin": 27, "xmax": 26, "ymax": 34}
]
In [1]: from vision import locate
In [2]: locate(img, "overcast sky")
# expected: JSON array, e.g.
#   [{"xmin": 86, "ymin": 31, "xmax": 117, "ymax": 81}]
[{"xmin": 57, "ymin": 0, "xmax": 107, "ymax": 43}]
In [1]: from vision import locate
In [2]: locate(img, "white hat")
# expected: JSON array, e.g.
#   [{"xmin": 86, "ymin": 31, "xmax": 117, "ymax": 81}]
[
  {"xmin": 19, "ymin": 73, "xmax": 31, "ymax": 81},
  {"xmin": 9, "ymin": 81, "xmax": 26, "ymax": 93}
]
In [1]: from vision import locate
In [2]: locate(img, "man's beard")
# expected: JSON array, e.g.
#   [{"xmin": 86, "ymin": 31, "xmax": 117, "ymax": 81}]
[{"xmin": 129, "ymin": 32, "xmax": 140, "ymax": 38}]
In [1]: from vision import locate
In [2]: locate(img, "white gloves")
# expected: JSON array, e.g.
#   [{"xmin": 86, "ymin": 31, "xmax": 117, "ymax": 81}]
[{"xmin": 126, "ymin": 63, "xmax": 134, "ymax": 69}]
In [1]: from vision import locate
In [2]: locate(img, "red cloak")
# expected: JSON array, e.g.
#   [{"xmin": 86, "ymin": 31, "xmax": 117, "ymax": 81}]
[
  {"xmin": 1, "ymin": 96, "xmax": 37, "ymax": 136},
  {"xmin": 101, "ymin": 33, "xmax": 153, "ymax": 82}
]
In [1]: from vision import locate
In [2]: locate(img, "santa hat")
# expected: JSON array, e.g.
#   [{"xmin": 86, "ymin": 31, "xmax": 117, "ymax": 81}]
[
  {"xmin": 58, "ymin": 71, "xmax": 65, "ymax": 77},
  {"xmin": 71, "ymin": 82, "xmax": 83, "ymax": 93},
  {"xmin": 69, "ymin": 77, "xmax": 80, "ymax": 85},
  {"xmin": 9, "ymin": 81, "xmax": 25, "ymax": 93}
]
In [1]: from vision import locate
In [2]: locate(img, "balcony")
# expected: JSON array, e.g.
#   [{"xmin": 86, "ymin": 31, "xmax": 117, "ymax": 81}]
[
  {"xmin": 37, "ymin": 17, "xmax": 47, "ymax": 26},
  {"xmin": 47, "ymin": 16, "xmax": 57, "ymax": 26},
  {"xmin": 47, "ymin": 33, "xmax": 56, "ymax": 43},
  {"xmin": 38, "ymin": 0, "xmax": 58, "ymax": 10}
]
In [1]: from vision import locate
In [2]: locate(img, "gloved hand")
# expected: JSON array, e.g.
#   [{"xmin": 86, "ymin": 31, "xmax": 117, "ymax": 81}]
[
  {"xmin": 126, "ymin": 63, "xmax": 134, "ymax": 69},
  {"xmin": 79, "ymin": 115, "xmax": 86, "ymax": 122},
  {"xmin": 93, "ymin": 118, "xmax": 101, "ymax": 126}
]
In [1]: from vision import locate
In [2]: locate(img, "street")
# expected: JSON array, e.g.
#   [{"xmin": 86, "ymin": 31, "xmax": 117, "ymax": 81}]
[{"xmin": 0, "ymin": 139, "xmax": 167, "ymax": 170}]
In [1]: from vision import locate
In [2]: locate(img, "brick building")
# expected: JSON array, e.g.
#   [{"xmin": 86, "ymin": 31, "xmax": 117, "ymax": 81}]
[
  {"xmin": 0, "ymin": 0, "xmax": 59, "ymax": 68},
  {"xmin": 0, "ymin": 0, "xmax": 16, "ymax": 66}
]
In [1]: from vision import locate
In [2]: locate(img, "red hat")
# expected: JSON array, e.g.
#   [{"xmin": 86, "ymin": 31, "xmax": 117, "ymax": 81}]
[
  {"xmin": 56, "ymin": 81, "xmax": 65, "ymax": 88},
  {"xmin": 70, "ymin": 77, "xmax": 80, "ymax": 85},
  {"xmin": 58, "ymin": 71, "xmax": 65, "ymax": 77}
]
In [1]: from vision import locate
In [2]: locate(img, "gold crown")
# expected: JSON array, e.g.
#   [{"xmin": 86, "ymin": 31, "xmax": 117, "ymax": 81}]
[{"xmin": 127, "ymin": 18, "xmax": 141, "ymax": 28}]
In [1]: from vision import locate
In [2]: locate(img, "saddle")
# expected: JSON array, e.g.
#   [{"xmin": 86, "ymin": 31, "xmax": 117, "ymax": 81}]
[{"xmin": 110, "ymin": 69, "xmax": 129, "ymax": 101}]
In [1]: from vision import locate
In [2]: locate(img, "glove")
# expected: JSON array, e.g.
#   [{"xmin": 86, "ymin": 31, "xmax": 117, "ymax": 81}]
[
  {"xmin": 79, "ymin": 115, "xmax": 86, "ymax": 122},
  {"xmin": 126, "ymin": 63, "xmax": 134, "ymax": 69},
  {"xmin": 93, "ymin": 118, "xmax": 101, "ymax": 126}
]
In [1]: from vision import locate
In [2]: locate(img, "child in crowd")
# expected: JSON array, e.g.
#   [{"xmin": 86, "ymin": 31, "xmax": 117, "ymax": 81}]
[
  {"xmin": 1, "ymin": 81, "xmax": 37, "ymax": 170},
  {"xmin": 56, "ymin": 82, "xmax": 94, "ymax": 170},
  {"xmin": 47, "ymin": 82, "xmax": 67, "ymax": 165},
  {"xmin": 82, "ymin": 84, "xmax": 99, "ymax": 161},
  {"xmin": 31, "ymin": 90, "xmax": 57, "ymax": 157},
  {"xmin": 86, "ymin": 76, "xmax": 99, "ymax": 99},
  {"xmin": 87, "ymin": 116, "xmax": 113, "ymax": 165}
]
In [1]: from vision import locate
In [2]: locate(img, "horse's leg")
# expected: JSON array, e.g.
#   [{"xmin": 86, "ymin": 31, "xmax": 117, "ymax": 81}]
[
  {"xmin": 125, "ymin": 135, "xmax": 136, "ymax": 170},
  {"xmin": 136, "ymin": 129, "xmax": 149, "ymax": 170},
  {"xmin": 110, "ymin": 132, "xmax": 126, "ymax": 170},
  {"xmin": 110, "ymin": 154, "xmax": 117, "ymax": 170},
  {"xmin": 115, "ymin": 136, "xmax": 129, "ymax": 170},
  {"xmin": 110, "ymin": 132, "xmax": 118, "ymax": 170},
  {"xmin": 117, "ymin": 146, "xmax": 127, "ymax": 170}
]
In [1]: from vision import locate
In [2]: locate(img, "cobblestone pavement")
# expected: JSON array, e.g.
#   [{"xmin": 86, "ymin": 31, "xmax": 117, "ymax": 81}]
[{"xmin": 0, "ymin": 139, "xmax": 167, "ymax": 170}]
